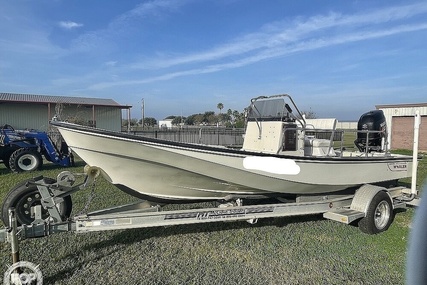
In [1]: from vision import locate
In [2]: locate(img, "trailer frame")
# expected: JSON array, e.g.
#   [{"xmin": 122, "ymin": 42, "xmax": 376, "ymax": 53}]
[{"xmin": 0, "ymin": 168, "xmax": 418, "ymax": 243}]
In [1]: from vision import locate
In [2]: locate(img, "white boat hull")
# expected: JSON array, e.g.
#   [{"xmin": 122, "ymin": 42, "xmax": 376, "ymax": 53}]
[{"xmin": 53, "ymin": 122, "xmax": 413, "ymax": 202}]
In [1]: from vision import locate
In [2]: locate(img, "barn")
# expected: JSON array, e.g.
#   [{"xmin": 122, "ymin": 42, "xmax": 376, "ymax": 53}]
[
  {"xmin": 0, "ymin": 93, "xmax": 131, "ymax": 132},
  {"xmin": 376, "ymin": 103, "xmax": 427, "ymax": 151}
]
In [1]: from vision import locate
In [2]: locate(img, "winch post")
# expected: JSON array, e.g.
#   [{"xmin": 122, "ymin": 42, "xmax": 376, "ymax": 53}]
[
  {"xmin": 411, "ymin": 110, "xmax": 421, "ymax": 196},
  {"xmin": 8, "ymin": 208, "xmax": 20, "ymax": 264},
  {"xmin": 36, "ymin": 183, "xmax": 63, "ymax": 223}
]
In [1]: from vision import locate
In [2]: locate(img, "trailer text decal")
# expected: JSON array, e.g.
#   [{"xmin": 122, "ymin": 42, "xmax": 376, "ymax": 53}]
[{"xmin": 164, "ymin": 206, "xmax": 275, "ymax": 221}]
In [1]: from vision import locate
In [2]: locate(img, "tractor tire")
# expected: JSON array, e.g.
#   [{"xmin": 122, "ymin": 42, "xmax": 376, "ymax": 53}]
[
  {"xmin": 3, "ymin": 154, "xmax": 11, "ymax": 169},
  {"xmin": 3, "ymin": 160, "xmax": 10, "ymax": 169},
  {"xmin": 2, "ymin": 148, "xmax": 17, "ymax": 169},
  {"xmin": 9, "ymin": 148, "xmax": 43, "ymax": 172},
  {"xmin": 1, "ymin": 178, "xmax": 72, "ymax": 227}
]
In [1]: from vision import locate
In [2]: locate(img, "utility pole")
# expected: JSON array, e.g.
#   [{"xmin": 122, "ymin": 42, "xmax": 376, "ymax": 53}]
[
  {"xmin": 127, "ymin": 108, "xmax": 131, "ymax": 133},
  {"xmin": 141, "ymin": 98, "xmax": 145, "ymax": 130}
]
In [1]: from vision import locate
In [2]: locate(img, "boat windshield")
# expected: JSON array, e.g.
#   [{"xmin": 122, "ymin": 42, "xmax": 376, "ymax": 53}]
[{"xmin": 247, "ymin": 98, "xmax": 289, "ymax": 121}]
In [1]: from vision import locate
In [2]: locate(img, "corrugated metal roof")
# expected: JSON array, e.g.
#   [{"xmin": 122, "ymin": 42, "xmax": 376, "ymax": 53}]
[
  {"xmin": 0, "ymin": 92, "xmax": 131, "ymax": 108},
  {"xmin": 376, "ymin": 102, "xmax": 427, "ymax": 109}
]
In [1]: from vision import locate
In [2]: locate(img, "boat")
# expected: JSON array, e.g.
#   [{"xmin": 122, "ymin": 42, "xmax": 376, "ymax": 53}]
[{"xmin": 51, "ymin": 94, "xmax": 414, "ymax": 203}]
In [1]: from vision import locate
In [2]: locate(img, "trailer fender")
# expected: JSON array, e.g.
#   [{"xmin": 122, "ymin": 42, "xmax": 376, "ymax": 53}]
[{"xmin": 350, "ymin": 184, "xmax": 392, "ymax": 214}]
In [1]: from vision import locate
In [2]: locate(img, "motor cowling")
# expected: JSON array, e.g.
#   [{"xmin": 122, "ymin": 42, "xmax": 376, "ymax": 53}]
[{"xmin": 354, "ymin": 110, "xmax": 387, "ymax": 152}]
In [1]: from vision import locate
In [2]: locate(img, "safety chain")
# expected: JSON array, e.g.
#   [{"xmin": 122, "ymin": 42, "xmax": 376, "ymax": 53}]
[{"xmin": 75, "ymin": 179, "xmax": 97, "ymax": 217}]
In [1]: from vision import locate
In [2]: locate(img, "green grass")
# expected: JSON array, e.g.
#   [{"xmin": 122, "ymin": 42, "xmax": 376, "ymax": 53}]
[{"xmin": 0, "ymin": 154, "xmax": 426, "ymax": 285}]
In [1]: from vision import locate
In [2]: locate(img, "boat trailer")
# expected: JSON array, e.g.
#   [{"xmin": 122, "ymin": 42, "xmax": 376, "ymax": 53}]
[
  {"xmin": 0, "ymin": 166, "xmax": 420, "ymax": 283},
  {"xmin": 0, "ymin": 166, "xmax": 419, "ymax": 241}
]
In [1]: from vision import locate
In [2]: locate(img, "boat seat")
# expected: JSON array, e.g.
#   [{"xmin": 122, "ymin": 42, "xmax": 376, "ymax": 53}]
[
  {"xmin": 303, "ymin": 118, "xmax": 337, "ymax": 157},
  {"xmin": 304, "ymin": 137, "xmax": 336, "ymax": 156},
  {"xmin": 304, "ymin": 118, "xmax": 337, "ymax": 130}
]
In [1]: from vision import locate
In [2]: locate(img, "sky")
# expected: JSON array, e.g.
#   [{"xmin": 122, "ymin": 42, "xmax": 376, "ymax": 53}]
[{"xmin": 1, "ymin": 0, "xmax": 426, "ymax": 121}]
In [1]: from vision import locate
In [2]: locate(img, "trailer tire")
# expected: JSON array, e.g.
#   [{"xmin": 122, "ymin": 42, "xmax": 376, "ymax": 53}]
[
  {"xmin": 9, "ymin": 148, "xmax": 43, "ymax": 172},
  {"xmin": 358, "ymin": 191, "xmax": 394, "ymax": 234},
  {"xmin": 1, "ymin": 178, "xmax": 72, "ymax": 227}
]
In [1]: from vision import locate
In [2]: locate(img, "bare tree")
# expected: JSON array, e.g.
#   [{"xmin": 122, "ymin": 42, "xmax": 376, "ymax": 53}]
[{"xmin": 302, "ymin": 108, "xmax": 317, "ymax": 119}]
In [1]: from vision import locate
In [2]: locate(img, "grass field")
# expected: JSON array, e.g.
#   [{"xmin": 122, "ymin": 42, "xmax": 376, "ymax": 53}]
[{"xmin": 0, "ymin": 152, "xmax": 426, "ymax": 285}]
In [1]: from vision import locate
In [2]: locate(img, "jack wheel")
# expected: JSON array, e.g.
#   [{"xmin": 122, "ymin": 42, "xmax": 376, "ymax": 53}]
[
  {"xmin": 9, "ymin": 148, "xmax": 43, "ymax": 172},
  {"xmin": 3, "ymin": 261, "xmax": 43, "ymax": 285},
  {"xmin": 358, "ymin": 191, "xmax": 394, "ymax": 234},
  {"xmin": 1, "ymin": 178, "xmax": 72, "ymax": 227}
]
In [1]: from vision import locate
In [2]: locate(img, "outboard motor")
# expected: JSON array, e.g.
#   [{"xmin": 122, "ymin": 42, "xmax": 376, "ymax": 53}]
[{"xmin": 354, "ymin": 110, "xmax": 387, "ymax": 152}]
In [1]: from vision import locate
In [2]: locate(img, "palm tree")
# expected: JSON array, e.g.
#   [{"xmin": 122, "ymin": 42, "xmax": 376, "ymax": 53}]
[
  {"xmin": 217, "ymin": 103, "xmax": 224, "ymax": 114},
  {"xmin": 217, "ymin": 103, "xmax": 224, "ymax": 127}
]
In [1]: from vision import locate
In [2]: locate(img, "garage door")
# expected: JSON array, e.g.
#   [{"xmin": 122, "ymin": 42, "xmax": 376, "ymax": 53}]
[{"xmin": 391, "ymin": 116, "xmax": 427, "ymax": 151}]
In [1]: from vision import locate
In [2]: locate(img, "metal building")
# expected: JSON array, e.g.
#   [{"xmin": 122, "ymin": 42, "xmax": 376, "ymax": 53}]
[
  {"xmin": 0, "ymin": 93, "xmax": 131, "ymax": 132},
  {"xmin": 376, "ymin": 103, "xmax": 427, "ymax": 151}
]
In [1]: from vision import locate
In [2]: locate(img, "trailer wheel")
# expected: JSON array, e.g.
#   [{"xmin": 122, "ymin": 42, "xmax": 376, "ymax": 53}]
[
  {"xmin": 358, "ymin": 191, "xmax": 394, "ymax": 234},
  {"xmin": 1, "ymin": 178, "xmax": 72, "ymax": 227},
  {"xmin": 9, "ymin": 148, "xmax": 43, "ymax": 172}
]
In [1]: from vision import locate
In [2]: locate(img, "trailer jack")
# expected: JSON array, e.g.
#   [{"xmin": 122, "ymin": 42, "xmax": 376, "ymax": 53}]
[{"xmin": 3, "ymin": 208, "xmax": 44, "ymax": 285}]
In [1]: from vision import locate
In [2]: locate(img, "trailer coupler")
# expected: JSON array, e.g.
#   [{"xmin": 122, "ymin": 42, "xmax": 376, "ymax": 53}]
[{"xmin": 0, "ymin": 211, "xmax": 75, "ymax": 243}]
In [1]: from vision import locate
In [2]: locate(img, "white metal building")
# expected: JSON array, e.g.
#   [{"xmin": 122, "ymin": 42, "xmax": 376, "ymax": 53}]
[
  {"xmin": 0, "ymin": 93, "xmax": 131, "ymax": 132},
  {"xmin": 376, "ymin": 103, "xmax": 427, "ymax": 151},
  {"xmin": 158, "ymin": 119, "xmax": 173, "ymax": 129}
]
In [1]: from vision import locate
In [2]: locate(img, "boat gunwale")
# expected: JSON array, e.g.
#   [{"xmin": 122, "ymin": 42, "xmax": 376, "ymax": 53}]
[{"xmin": 50, "ymin": 121, "xmax": 414, "ymax": 163}]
